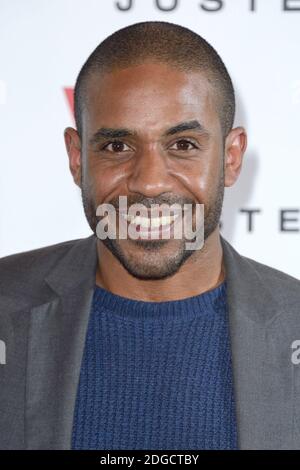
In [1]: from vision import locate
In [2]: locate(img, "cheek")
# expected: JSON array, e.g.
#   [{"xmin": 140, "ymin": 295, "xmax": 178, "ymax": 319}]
[
  {"xmin": 86, "ymin": 155, "xmax": 128, "ymax": 203},
  {"xmin": 197, "ymin": 147, "xmax": 223, "ymax": 196},
  {"xmin": 175, "ymin": 157, "xmax": 221, "ymax": 204}
]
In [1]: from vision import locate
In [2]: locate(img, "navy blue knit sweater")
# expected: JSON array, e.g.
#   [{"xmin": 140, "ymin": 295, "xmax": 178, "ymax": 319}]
[{"xmin": 71, "ymin": 280, "xmax": 238, "ymax": 450}]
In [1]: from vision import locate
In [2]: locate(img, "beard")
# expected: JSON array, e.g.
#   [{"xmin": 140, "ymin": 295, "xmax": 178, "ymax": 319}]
[{"xmin": 80, "ymin": 169, "xmax": 224, "ymax": 281}]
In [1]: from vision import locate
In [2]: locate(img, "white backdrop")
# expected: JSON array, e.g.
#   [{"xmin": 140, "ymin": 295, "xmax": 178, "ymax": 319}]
[{"xmin": 0, "ymin": 0, "xmax": 299, "ymax": 278}]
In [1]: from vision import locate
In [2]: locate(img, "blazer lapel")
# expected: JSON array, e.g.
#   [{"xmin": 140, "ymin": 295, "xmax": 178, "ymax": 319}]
[
  {"xmin": 25, "ymin": 235, "xmax": 98, "ymax": 449},
  {"xmin": 220, "ymin": 236, "xmax": 295, "ymax": 449}
]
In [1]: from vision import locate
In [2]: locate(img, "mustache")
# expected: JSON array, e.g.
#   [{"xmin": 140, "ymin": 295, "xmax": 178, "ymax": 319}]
[{"xmin": 107, "ymin": 194, "xmax": 197, "ymax": 210}]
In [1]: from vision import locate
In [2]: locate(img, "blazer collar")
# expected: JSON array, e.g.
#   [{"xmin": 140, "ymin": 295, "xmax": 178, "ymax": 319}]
[{"xmin": 44, "ymin": 234, "xmax": 98, "ymax": 296}]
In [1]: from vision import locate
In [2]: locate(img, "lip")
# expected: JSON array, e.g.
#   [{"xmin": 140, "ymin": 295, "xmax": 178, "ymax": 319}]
[{"xmin": 116, "ymin": 208, "xmax": 183, "ymax": 218}]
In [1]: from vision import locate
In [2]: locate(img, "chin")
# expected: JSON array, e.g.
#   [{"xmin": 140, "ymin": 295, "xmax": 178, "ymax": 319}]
[{"xmin": 117, "ymin": 241, "xmax": 195, "ymax": 280}]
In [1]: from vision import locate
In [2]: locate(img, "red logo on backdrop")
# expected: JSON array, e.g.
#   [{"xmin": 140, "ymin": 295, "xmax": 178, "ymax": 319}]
[{"xmin": 64, "ymin": 87, "xmax": 75, "ymax": 121}]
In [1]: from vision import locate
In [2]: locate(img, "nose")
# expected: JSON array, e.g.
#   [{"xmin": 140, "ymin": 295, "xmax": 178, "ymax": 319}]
[{"xmin": 127, "ymin": 146, "xmax": 173, "ymax": 197}]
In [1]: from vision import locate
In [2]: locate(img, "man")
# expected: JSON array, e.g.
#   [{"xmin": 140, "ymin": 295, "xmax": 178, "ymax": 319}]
[{"xmin": 0, "ymin": 21, "xmax": 300, "ymax": 451}]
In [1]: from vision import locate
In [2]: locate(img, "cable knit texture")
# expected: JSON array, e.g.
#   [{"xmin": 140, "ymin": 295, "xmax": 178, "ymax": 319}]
[{"xmin": 71, "ymin": 280, "xmax": 238, "ymax": 450}]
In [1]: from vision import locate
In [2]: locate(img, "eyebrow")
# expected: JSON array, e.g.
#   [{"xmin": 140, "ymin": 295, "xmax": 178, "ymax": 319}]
[
  {"xmin": 89, "ymin": 127, "xmax": 136, "ymax": 145},
  {"xmin": 163, "ymin": 120, "xmax": 209, "ymax": 136},
  {"xmin": 89, "ymin": 120, "xmax": 209, "ymax": 145}
]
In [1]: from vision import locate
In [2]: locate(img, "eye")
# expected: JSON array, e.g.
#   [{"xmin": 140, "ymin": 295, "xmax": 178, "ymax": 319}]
[
  {"xmin": 101, "ymin": 140, "xmax": 132, "ymax": 153},
  {"xmin": 169, "ymin": 139, "xmax": 198, "ymax": 151}
]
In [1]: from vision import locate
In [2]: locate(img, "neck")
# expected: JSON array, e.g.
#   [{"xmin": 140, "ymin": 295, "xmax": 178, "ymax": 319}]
[{"xmin": 95, "ymin": 228, "xmax": 224, "ymax": 302}]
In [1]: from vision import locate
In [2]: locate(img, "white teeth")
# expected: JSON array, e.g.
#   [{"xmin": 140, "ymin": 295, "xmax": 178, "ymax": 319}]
[
  {"xmin": 151, "ymin": 217, "xmax": 160, "ymax": 228},
  {"xmin": 133, "ymin": 216, "xmax": 151, "ymax": 228},
  {"xmin": 121, "ymin": 213, "xmax": 178, "ymax": 228}
]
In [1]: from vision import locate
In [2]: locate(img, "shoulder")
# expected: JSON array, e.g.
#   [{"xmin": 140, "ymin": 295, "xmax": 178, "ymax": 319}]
[
  {"xmin": 221, "ymin": 236, "xmax": 300, "ymax": 301},
  {"xmin": 0, "ymin": 237, "xmax": 83, "ymax": 292},
  {"xmin": 242, "ymin": 252, "xmax": 300, "ymax": 296}
]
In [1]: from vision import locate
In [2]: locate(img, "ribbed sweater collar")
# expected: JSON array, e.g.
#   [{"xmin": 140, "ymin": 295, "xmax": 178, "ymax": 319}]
[{"xmin": 93, "ymin": 279, "xmax": 227, "ymax": 322}]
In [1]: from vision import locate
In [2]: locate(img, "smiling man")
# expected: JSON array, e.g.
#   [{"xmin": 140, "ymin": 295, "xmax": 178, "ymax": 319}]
[{"xmin": 1, "ymin": 21, "xmax": 300, "ymax": 451}]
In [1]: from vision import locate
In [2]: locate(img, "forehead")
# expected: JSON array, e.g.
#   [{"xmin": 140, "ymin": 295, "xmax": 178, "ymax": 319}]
[{"xmin": 83, "ymin": 62, "xmax": 220, "ymax": 135}]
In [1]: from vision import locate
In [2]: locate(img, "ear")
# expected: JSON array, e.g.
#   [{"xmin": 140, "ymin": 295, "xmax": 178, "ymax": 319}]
[
  {"xmin": 224, "ymin": 126, "xmax": 247, "ymax": 187},
  {"xmin": 64, "ymin": 127, "xmax": 82, "ymax": 188}
]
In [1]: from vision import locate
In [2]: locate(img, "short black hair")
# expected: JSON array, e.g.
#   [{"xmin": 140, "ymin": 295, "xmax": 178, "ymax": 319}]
[{"xmin": 74, "ymin": 21, "xmax": 235, "ymax": 139}]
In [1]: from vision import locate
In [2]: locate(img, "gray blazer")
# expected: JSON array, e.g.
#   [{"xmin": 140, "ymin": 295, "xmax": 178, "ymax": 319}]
[{"xmin": 0, "ymin": 234, "xmax": 300, "ymax": 450}]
